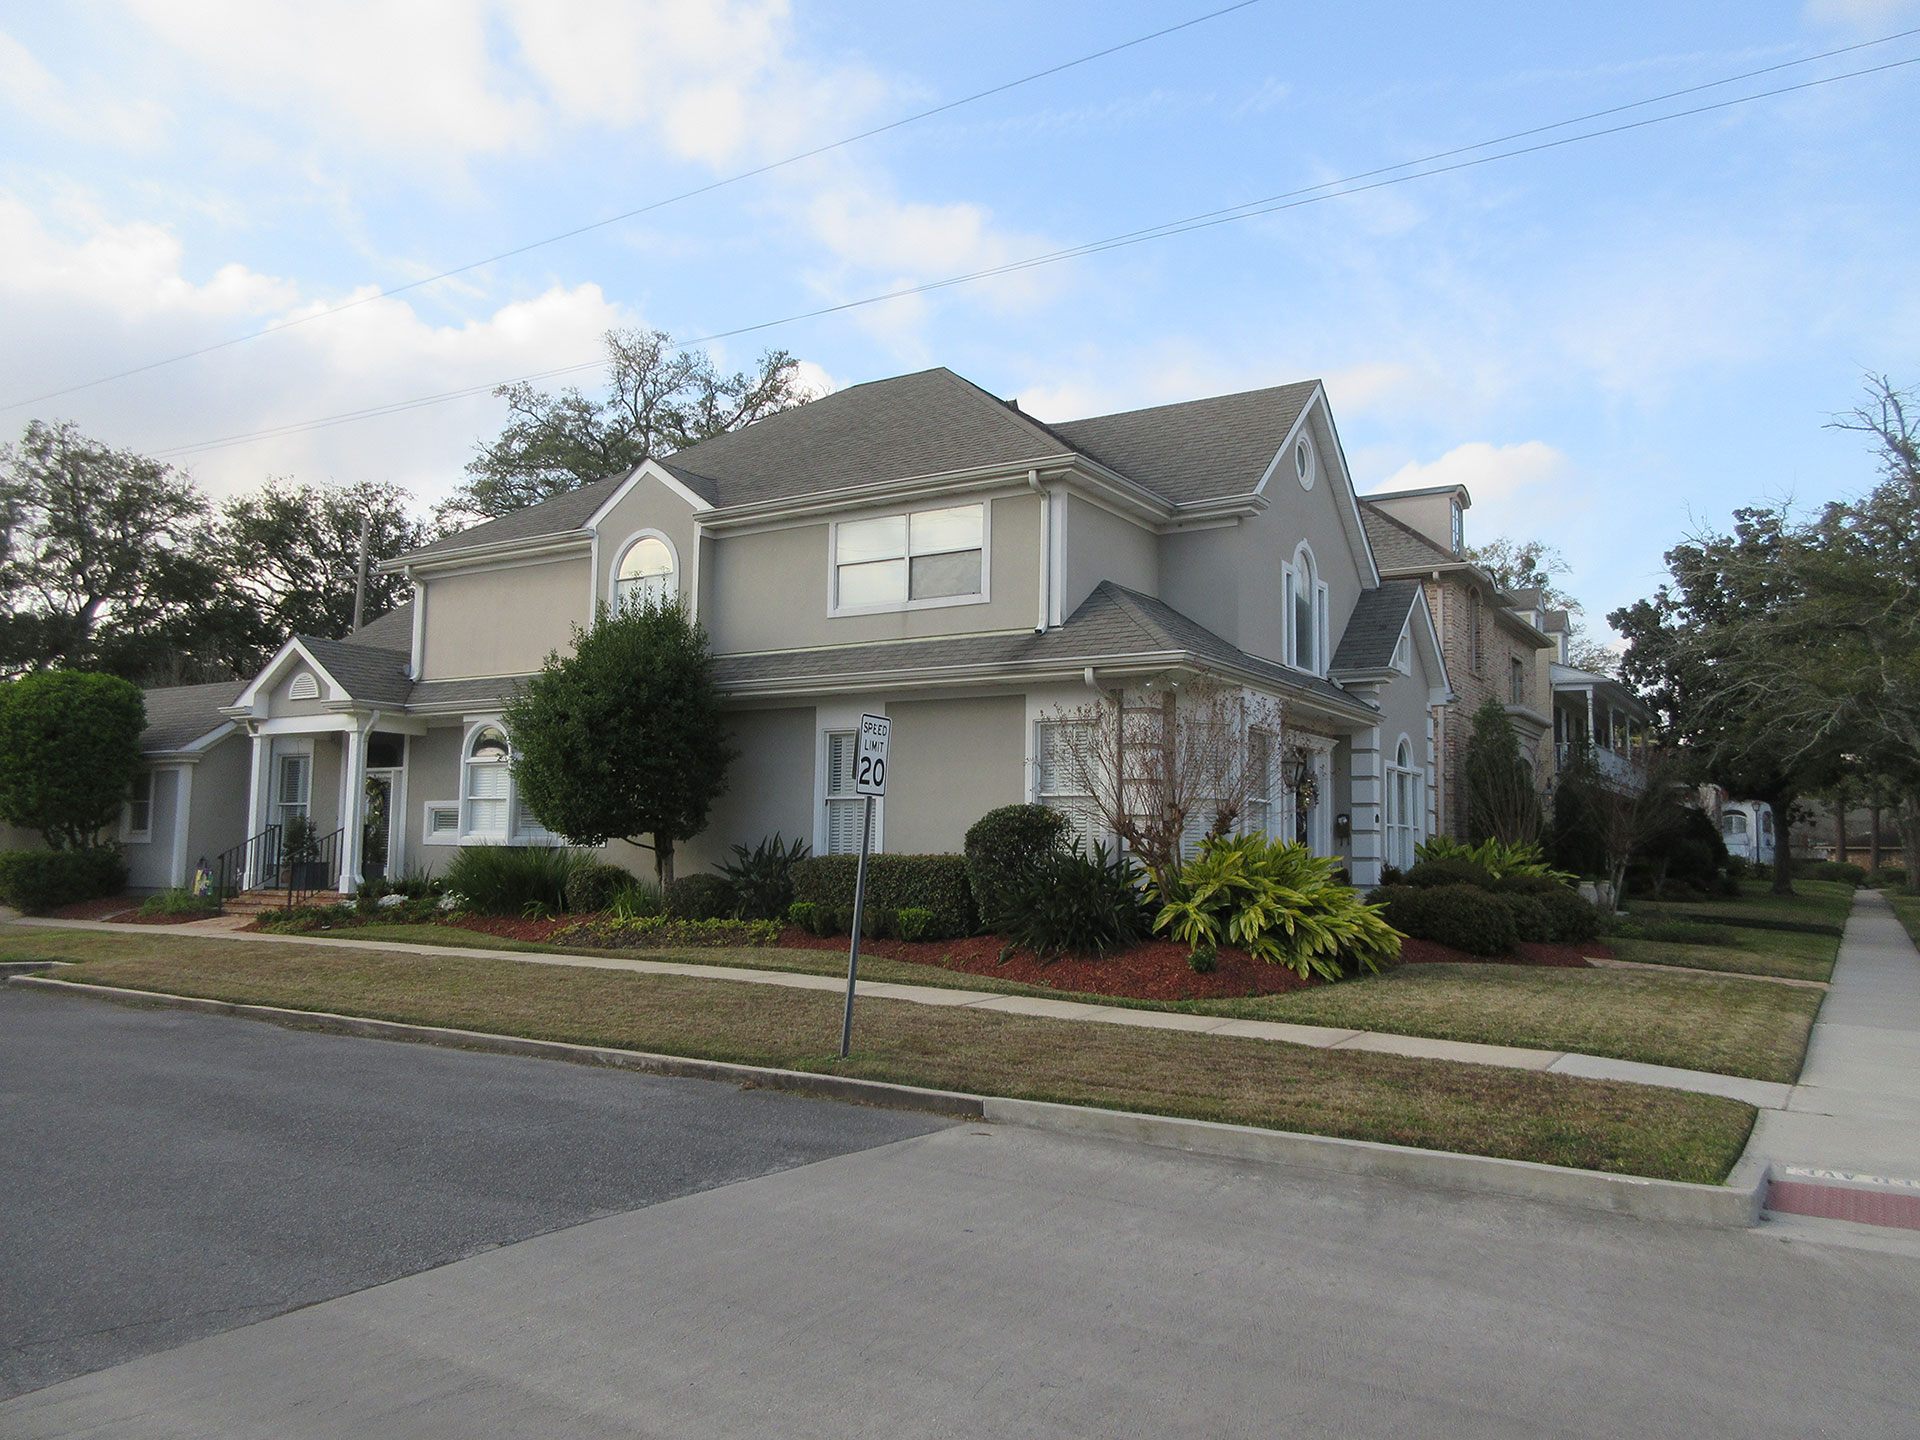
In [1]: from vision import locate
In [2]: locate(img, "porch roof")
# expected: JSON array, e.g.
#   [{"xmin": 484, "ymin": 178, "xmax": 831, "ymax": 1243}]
[
  {"xmin": 141, "ymin": 680, "xmax": 246, "ymax": 754},
  {"xmin": 292, "ymin": 635, "xmax": 414, "ymax": 706}
]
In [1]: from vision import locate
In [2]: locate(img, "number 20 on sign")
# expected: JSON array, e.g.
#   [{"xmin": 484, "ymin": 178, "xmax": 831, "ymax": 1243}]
[{"xmin": 840, "ymin": 714, "xmax": 889, "ymax": 1057}]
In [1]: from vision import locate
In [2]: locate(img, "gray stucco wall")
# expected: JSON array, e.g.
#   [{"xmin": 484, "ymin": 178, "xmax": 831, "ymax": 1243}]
[
  {"xmin": 184, "ymin": 734, "xmax": 254, "ymax": 878},
  {"xmin": 402, "ymin": 724, "xmax": 465, "ymax": 876},
  {"xmin": 1062, "ymin": 496, "xmax": 1156, "ymax": 618},
  {"xmin": 705, "ymin": 492, "xmax": 1043, "ymax": 654},
  {"xmin": 123, "ymin": 768, "xmax": 181, "ymax": 891},
  {"xmin": 674, "ymin": 706, "xmax": 816, "ymax": 875},
  {"xmin": 420, "ymin": 556, "xmax": 591, "ymax": 680},
  {"xmin": 884, "ymin": 695, "xmax": 1026, "ymax": 853}
]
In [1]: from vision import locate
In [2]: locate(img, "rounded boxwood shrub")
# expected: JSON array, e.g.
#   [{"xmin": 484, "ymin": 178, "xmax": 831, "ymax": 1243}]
[
  {"xmin": 1488, "ymin": 872, "xmax": 1565, "ymax": 897},
  {"xmin": 663, "ymin": 872, "xmax": 737, "ymax": 921},
  {"xmin": 1370, "ymin": 882, "xmax": 1516, "ymax": 956},
  {"xmin": 963, "ymin": 804, "xmax": 1069, "ymax": 924},
  {"xmin": 565, "ymin": 862, "xmax": 637, "ymax": 914},
  {"xmin": 1493, "ymin": 891, "xmax": 1553, "ymax": 943},
  {"xmin": 1535, "ymin": 886, "xmax": 1602, "ymax": 943},
  {"xmin": 1405, "ymin": 856, "xmax": 1495, "ymax": 890}
]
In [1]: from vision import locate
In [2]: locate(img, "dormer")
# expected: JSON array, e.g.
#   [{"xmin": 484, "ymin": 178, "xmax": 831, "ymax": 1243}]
[{"xmin": 1364, "ymin": 483, "xmax": 1471, "ymax": 558}]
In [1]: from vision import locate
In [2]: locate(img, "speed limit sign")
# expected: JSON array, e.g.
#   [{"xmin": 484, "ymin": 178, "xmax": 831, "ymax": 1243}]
[{"xmin": 853, "ymin": 713, "xmax": 890, "ymax": 796}]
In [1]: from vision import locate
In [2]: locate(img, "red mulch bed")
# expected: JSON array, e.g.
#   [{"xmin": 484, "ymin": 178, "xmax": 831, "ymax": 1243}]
[{"xmin": 48, "ymin": 896, "xmax": 143, "ymax": 922}]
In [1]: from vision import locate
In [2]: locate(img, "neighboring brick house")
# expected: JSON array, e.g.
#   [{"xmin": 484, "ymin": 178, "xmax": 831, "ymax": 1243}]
[{"xmin": 1358, "ymin": 485, "xmax": 1554, "ymax": 841}]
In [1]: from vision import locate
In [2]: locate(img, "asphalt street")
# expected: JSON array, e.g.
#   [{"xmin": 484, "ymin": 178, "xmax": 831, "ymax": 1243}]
[
  {"xmin": 4, "ymin": 987, "xmax": 1918, "ymax": 1438},
  {"xmin": 0, "ymin": 985, "xmax": 948, "ymax": 1400}
]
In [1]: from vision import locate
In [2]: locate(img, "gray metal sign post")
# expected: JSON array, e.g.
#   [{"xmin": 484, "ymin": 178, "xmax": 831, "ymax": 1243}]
[{"xmin": 839, "ymin": 713, "xmax": 890, "ymax": 1059}]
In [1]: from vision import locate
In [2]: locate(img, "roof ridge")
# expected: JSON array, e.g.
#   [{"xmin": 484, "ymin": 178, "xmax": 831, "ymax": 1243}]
[
  {"xmin": 937, "ymin": 368, "xmax": 1089, "ymax": 462},
  {"xmin": 1057, "ymin": 377, "xmax": 1321, "ymax": 428},
  {"xmin": 1082, "ymin": 580, "xmax": 1177, "ymax": 650}
]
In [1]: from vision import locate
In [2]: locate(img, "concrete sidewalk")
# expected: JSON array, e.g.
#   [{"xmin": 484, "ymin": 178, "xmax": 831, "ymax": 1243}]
[
  {"xmin": 1753, "ymin": 891, "xmax": 1920, "ymax": 1229},
  {"xmin": 10, "ymin": 915, "xmax": 1793, "ymax": 1110}
]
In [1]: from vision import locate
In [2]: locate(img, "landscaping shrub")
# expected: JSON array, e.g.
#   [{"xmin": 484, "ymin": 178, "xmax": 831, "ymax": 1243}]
[
  {"xmin": 1415, "ymin": 835, "xmax": 1572, "ymax": 883},
  {"xmin": 1369, "ymin": 883, "xmax": 1517, "ymax": 957},
  {"xmin": 1492, "ymin": 892, "xmax": 1553, "ymax": 943},
  {"xmin": 566, "ymin": 862, "xmax": 638, "ymax": 915},
  {"xmin": 792, "ymin": 854, "xmax": 976, "ymax": 939},
  {"xmin": 963, "ymin": 804, "xmax": 1070, "ymax": 924},
  {"xmin": 443, "ymin": 845, "xmax": 585, "ymax": 916},
  {"xmin": 1631, "ymin": 808, "xmax": 1732, "ymax": 897},
  {"xmin": 1724, "ymin": 855, "xmax": 1752, "ymax": 880},
  {"xmin": 786, "ymin": 900, "xmax": 821, "ymax": 932},
  {"xmin": 607, "ymin": 883, "xmax": 664, "ymax": 922},
  {"xmin": 1797, "ymin": 859, "xmax": 1866, "ymax": 886},
  {"xmin": 663, "ymin": 872, "xmax": 738, "ymax": 921},
  {"xmin": 0, "ymin": 671, "xmax": 145, "ymax": 849},
  {"xmin": 988, "ymin": 841, "xmax": 1148, "ymax": 958},
  {"xmin": 1488, "ymin": 872, "xmax": 1563, "ymax": 897},
  {"xmin": 1405, "ymin": 856, "xmax": 1496, "ymax": 890},
  {"xmin": 1153, "ymin": 834, "xmax": 1401, "ymax": 979},
  {"xmin": 1187, "ymin": 943, "xmax": 1218, "ymax": 974},
  {"xmin": 1533, "ymin": 886, "xmax": 1602, "ymax": 943},
  {"xmin": 255, "ymin": 902, "xmax": 358, "ymax": 933},
  {"xmin": 561, "ymin": 915, "xmax": 779, "ymax": 948},
  {"xmin": 714, "ymin": 832, "xmax": 810, "ymax": 920},
  {"xmin": 137, "ymin": 888, "xmax": 221, "ymax": 920},
  {"xmin": 1866, "ymin": 866, "xmax": 1910, "ymax": 890},
  {"xmin": 0, "ymin": 846, "xmax": 127, "ymax": 914},
  {"xmin": 894, "ymin": 906, "xmax": 938, "ymax": 942}
]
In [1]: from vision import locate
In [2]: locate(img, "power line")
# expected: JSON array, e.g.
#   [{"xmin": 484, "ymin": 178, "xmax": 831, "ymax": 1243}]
[
  {"xmin": 151, "ymin": 47, "xmax": 1920, "ymax": 462},
  {"xmin": 0, "ymin": 0, "xmax": 1269, "ymax": 415}
]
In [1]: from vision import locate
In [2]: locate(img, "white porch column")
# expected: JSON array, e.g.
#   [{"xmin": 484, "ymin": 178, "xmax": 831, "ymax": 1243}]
[
  {"xmin": 243, "ymin": 729, "xmax": 272, "ymax": 888},
  {"xmin": 1348, "ymin": 724, "xmax": 1385, "ymax": 887},
  {"xmin": 339, "ymin": 716, "xmax": 375, "ymax": 894}
]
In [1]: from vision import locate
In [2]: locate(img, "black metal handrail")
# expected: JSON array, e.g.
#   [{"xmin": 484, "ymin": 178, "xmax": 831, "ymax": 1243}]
[
  {"xmin": 209, "ymin": 825, "xmax": 281, "ymax": 903},
  {"xmin": 284, "ymin": 826, "xmax": 345, "ymax": 908}
]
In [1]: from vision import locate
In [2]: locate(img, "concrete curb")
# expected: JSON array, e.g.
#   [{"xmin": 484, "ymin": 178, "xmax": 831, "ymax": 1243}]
[{"xmin": 8, "ymin": 973, "xmax": 1768, "ymax": 1229}]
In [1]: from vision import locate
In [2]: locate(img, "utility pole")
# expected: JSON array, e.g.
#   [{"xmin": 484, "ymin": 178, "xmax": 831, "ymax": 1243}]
[{"xmin": 351, "ymin": 512, "xmax": 370, "ymax": 633}]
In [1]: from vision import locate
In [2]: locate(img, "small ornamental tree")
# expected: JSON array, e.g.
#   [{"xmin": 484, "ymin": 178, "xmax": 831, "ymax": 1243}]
[
  {"xmin": 504, "ymin": 598, "xmax": 735, "ymax": 884},
  {"xmin": 0, "ymin": 670, "xmax": 146, "ymax": 848},
  {"xmin": 1462, "ymin": 698, "xmax": 1542, "ymax": 846}
]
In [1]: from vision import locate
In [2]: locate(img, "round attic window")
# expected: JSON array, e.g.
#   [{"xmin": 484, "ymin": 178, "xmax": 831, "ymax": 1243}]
[{"xmin": 1294, "ymin": 435, "xmax": 1315, "ymax": 489}]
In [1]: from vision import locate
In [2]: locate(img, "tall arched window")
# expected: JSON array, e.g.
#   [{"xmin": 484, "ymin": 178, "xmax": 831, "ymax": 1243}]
[
  {"xmin": 1467, "ymin": 588, "xmax": 1484, "ymax": 674},
  {"xmin": 615, "ymin": 535, "xmax": 676, "ymax": 610},
  {"xmin": 464, "ymin": 727, "xmax": 512, "ymax": 839},
  {"xmin": 1387, "ymin": 736, "xmax": 1421, "ymax": 871},
  {"xmin": 1286, "ymin": 544, "xmax": 1325, "ymax": 674}
]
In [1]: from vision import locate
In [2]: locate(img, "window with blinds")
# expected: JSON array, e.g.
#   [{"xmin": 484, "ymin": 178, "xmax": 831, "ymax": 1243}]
[
  {"xmin": 824, "ymin": 730, "xmax": 866, "ymax": 854},
  {"xmin": 464, "ymin": 727, "xmax": 512, "ymax": 838},
  {"xmin": 834, "ymin": 504, "xmax": 984, "ymax": 612},
  {"xmin": 1244, "ymin": 731, "xmax": 1273, "ymax": 837},
  {"xmin": 1036, "ymin": 721, "xmax": 1101, "ymax": 847}
]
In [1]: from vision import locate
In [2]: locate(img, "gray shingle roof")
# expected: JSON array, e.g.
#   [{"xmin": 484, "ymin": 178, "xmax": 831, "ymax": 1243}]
[
  {"xmin": 405, "ymin": 675, "xmax": 527, "ymax": 710},
  {"xmin": 1359, "ymin": 503, "xmax": 1453, "ymax": 570},
  {"xmin": 141, "ymin": 680, "xmax": 246, "ymax": 753},
  {"xmin": 711, "ymin": 581, "xmax": 1365, "ymax": 714},
  {"xmin": 351, "ymin": 601, "xmax": 414, "ymax": 649},
  {"xmin": 1329, "ymin": 582, "xmax": 1422, "ymax": 674},
  {"xmin": 1050, "ymin": 381, "xmax": 1321, "ymax": 505},
  {"xmin": 400, "ymin": 475, "xmax": 627, "ymax": 560},
  {"xmin": 297, "ymin": 635, "xmax": 414, "ymax": 705}
]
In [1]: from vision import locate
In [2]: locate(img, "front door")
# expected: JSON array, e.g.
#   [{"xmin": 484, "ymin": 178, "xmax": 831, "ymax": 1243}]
[{"xmin": 363, "ymin": 770, "xmax": 399, "ymax": 880}]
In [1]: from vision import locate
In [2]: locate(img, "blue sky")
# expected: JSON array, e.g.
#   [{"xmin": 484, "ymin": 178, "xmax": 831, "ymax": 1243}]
[{"xmin": 3, "ymin": 0, "xmax": 1917, "ymax": 637}]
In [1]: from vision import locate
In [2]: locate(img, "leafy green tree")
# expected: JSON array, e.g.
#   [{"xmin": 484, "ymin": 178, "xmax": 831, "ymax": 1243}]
[
  {"xmin": 0, "ymin": 420, "xmax": 230, "ymax": 679},
  {"xmin": 0, "ymin": 670, "xmax": 145, "ymax": 848},
  {"xmin": 441, "ymin": 329, "xmax": 813, "ymax": 525},
  {"xmin": 212, "ymin": 478, "xmax": 431, "ymax": 662},
  {"xmin": 1463, "ymin": 535, "xmax": 1615, "ymax": 674},
  {"xmin": 503, "ymin": 598, "xmax": 735, "ymax": 883},
  {"xmin": 1462, "ymin": 697, "xmax": 1541, "ymax": 845}
]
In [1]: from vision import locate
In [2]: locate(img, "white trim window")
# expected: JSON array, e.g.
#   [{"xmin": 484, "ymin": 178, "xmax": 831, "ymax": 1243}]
[
  {"xmin": 823, "ymin": 730, "xmax": 867, "ymax": 854},
  {"xmin": 833, "ymin": 503, "xmax": 985, "ymax": 613},
  {"xmin": 125, "ymin": 770, "xmax": 154, "ymax": 843},
  {"xmin": 1036, "ymin": 720, "xmax": 1101, "ymax": 848},
  {"xmin": 615, "ymin": 534, "xmax": 676, "ymax": 610},
  {"xmin": 1283, "ymin": 544, "xmax": 1328, "ymax": 676},
  {"xmin": 463, "ymin": 727, "xmax": 512, "ymax": 839},
  {"xmin": 276, "ymin": 753, "xmax": 311, "ymax": 831},
  {"xmin": 1244, "ymin": 730, "xmax": 1274, "ymax": 838},
  {"xmin": 1392, "ymin": 628, "xmax": 1412, "ymax": 676},
  {"xmin": 1386, "ymin": 737, "xmax": 1422, "ymax": 871},
  {"xmin": 1294, "ymin": 434, "xmax": 1315, "ymax": 490}
]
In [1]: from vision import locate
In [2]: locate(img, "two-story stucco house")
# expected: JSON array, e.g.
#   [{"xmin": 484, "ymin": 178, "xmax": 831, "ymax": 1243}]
[{"xmin": 119, "ymin": 367, "xmax": 1455, "ymax": 897}]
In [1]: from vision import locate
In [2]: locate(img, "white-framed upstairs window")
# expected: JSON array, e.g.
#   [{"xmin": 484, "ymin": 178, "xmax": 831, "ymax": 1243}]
[
  {"xmin": 614, "ymin": 534, "xmax": 676, "ymax": 610},
  {"xmin": 463, "ymin": 727, "xmax": 512, "ymax": 840},
  {"xmin": 1282, "ymin": 544, "xmax": 1329, "ymax": 677},
  {"xmin": 124, "ymin": 770, "xmax": 154, "ymax": 843},
  {"xmin": 1391, "ymin": 628, "xmax": 1413, "ymax": 676},
  {"xmin": 1035, "ymin": 720, "xmax": 1101, "ymax": 848},
  {"xmin": 832, "ymin": 502, "xmax": 986, "ymax": 614}
]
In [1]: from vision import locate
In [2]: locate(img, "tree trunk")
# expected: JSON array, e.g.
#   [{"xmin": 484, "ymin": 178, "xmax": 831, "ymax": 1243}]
[
  {"xmin": 656, "ymin": 837, "xmax": 675, "ymax": 886},
  {"xmin": 1770, "ymin": 791, "xmax": 1796, "ymax": 896},
  {"xmin": 1869, "ymin": 804, "xmax": 1884, "ymax": 873},
  {"xmin": 1835, "ymin": 801, "xmax": 1847, "ymax": 865}
]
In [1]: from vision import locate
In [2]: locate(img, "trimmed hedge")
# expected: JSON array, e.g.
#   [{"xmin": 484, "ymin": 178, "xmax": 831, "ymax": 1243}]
[
  {"xmin": 663, "ymin": 872, "xmax": 738, "ymax": 921},
  {"xmin": 1370, "ymin": 882, "xmax": 1517, "ymax": 956},
  {"xmin": 566, "ymin": 862, "xmax": 637, "ymax": 915},
  {"xmin": 1796, "ymin": 859, "xmax": 1866, "ymax": 886},
  {"xmin": 963, "ymin": 805, "xmax": 1069, "ymax": 924},
  {"xmin": 1405, "ymin": 856, "xmax": 1496, "ymax": 890},
  {"xmin": 792, "ymin": 853, "xmax": 976, "ymax": 940},
  {"xmin": 1533, "ymin": 886, "xmax": 1602, "ymax": 943},
  {"xmin": 0, "ymin": 846, "xmax": 127, "ymax": 915}
]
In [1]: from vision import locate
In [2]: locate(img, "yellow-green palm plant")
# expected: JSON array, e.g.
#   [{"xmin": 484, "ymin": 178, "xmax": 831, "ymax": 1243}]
[
  {"xmin": 1413, "ymin": 835, "xmax": 1577, "ymax": 885},
  {"xmin": 1151, "ymin": 833, "xmax": 1401, "ymax": 980}
]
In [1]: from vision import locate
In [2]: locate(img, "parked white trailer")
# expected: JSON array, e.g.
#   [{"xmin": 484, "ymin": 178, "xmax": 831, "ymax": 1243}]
[{"xmin": 1720, "ymin": 800, "xmax": 1776, "ymax": 866}]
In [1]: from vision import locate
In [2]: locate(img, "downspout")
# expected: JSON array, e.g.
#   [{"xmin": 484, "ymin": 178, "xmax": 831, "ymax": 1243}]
[{"xmin": 1031, "ymin": 469, "xmax": 1049, "ymax": 634}]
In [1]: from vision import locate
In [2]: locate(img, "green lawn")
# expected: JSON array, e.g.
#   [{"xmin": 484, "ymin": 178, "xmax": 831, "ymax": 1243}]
[
  {"xmin": 0, "ymin": 927, "xmax": 1756, "ymax": 1184},
  {"xmin": 1631, "ymin": 878, "xmax": 1856, "ymax": 929},
  {"xmin": 1885, "ymin": 893, "xmax": 1920, "ymax": 949},
  {"xmin": 1186, "ymin": 963, "xmax": 1820, "ymax": 1084},
  {"xmin": 1605, "ymin": 933, "xmax": 1835, "ymax": 984}
]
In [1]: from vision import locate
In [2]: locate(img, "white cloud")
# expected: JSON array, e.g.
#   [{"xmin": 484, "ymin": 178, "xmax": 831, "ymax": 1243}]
[
  {"xmin": 0, "ymin": 29, "xmax": 170, "ymax": 147},
  {"xmin": 1372, "ymin": 440, "xmax": 1573, "ymax": 505},
  {"xmin": 1804, "ymin": 0, "xmax": 1920, "ymax": 28}
]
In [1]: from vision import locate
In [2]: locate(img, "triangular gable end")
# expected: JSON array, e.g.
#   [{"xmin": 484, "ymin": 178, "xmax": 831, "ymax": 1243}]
[
  {"xmin": 1408, "ymin": 588, "xmax": 1452, "ymax": 705},
  {"xmin": 227, "ymin": 638, "xmax": 353, "ymax": 716},
  {"xmin": 583, "ymin": 458, "xmax": 716, "ymax": 532},
  {"xmin": 1250, "ymin": 385, "xmax": 1382, "ymax": 589}
]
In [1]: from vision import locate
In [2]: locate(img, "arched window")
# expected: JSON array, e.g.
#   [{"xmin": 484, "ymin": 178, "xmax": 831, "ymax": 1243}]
[
  {"xmin": 464, "ymin": 727, "xmax": 512, "ymax": 838},
  {"xmin": 1387, "ymin": 737, "xmax": 1422, "ymax": 871},
  {"xmin": 1467, "ymin": 588, "xmax": 1483, "ymax": 674},
  {"xmin": 1286, "ymin": 544, "xmax": 1325, "ymax": 674},
  {"xmin": 615, "ymin": 535, "xmax": 676, "ymax": 610},
  {"xmin": 1723, "ymin": 812, "xmax": 1748, "ymax": 836}
]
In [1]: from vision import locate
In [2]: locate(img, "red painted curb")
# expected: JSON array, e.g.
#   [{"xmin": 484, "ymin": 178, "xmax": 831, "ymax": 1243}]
[{"xmin": 1766, "ymin": 1180, "xmax": 1920, "ymax": 1231}]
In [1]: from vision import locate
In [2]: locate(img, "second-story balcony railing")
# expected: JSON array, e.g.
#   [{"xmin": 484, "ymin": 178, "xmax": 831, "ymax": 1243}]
[{"xmin": 1555, "ymin": 742, "xmax": 1647, "ymax": 790}]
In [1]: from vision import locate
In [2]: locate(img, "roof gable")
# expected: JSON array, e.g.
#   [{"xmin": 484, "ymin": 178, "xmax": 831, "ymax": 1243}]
[
  {"xmin": 1051, "ymin": 381, "xmax": 1320, "ymax": 506},
  {"xmin": 1360, "ymin": 503, "xmax": 1454, "ymax": 570}
]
